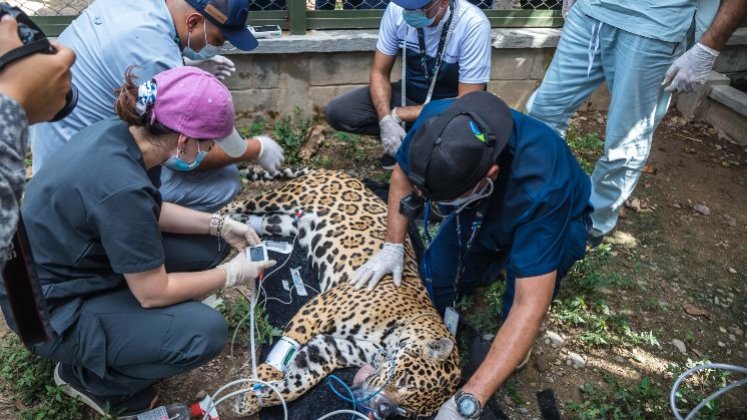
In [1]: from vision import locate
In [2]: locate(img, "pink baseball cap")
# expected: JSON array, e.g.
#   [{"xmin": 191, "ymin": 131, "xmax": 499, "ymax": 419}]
[{"xmin": 151, "ymin": 66, "xmax": 246, "ymax": 157}]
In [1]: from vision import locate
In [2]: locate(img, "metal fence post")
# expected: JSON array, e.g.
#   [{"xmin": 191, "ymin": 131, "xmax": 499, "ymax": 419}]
[{"xmin": 288, "ymin": 0, "xmax": 307, "ymax": 35}]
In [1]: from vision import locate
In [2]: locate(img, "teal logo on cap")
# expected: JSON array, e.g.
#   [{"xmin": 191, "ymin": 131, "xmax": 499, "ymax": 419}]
[{"xmin": 469, "ymin": 120, "xmax": 487, "ymax": 143}]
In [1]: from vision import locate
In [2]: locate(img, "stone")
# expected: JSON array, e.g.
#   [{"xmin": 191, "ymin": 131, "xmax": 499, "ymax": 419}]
[
  {"xmin": 720, "ymin": 327, "xmax": 728, "ymax": 334},
  {"xmin": 729, "ymin": 334, "xmax": 737, "ymax": 341},
  {"xmin": 672, "ymin": 339, "xmax": 687, "ymax": 355},
  {"xmin": 545, "ymin": 331, "xmax": 565, "ymax": 347},
  {"xmin": 728, "ymin": 267, "xmax": 737, "ymax": 274},
  {"xmin": 718, "ymin": 341, "xmax": 726, "ymax": 347},
  {"xmin": 693, "ymin": 203, "xmax": 710, "ymax": 216},
  {"xmin": 569, "ymin": 352, "xmax": 586, "ymax": 369},
  {"xmin": 534, "ymin": 355, "xmax": 551, "ymax": 372}
]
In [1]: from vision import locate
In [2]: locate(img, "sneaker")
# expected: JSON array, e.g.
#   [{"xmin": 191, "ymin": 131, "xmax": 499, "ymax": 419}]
[
  {"xmin": 587, "ymin": 234, "xmax": 604, "ymax": 249},
  {"xmin": 54, "ymin": 363, "xmax": 158, "ymax": 416},
  {"xmin": 515, "ymin": 346, "xmax": 533, "ymax": 371},
  {"xmin": 380, "ymin": 154, "xmax": 397, "ymax": 170}
]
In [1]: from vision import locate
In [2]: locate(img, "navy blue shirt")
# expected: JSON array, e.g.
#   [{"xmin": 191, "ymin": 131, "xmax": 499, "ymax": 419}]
[
  {"xmin": 0, "ymin": 118, "xmax": 164, "ymax": 334},
  {"xmin": 397, "ymin": 99, "xmax": 591, "ymax": 280}
]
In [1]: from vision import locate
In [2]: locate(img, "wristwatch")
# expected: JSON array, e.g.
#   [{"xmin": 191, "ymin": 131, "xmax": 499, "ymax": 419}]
[{"xmin": 455, "ymin": 389, "xmax": 482, "ymax": 420}]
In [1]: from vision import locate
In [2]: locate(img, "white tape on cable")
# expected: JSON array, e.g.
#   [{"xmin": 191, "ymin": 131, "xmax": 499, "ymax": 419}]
[{"xmin": 265, "ymin": 336, "xmax": 301, "ymax": 372}]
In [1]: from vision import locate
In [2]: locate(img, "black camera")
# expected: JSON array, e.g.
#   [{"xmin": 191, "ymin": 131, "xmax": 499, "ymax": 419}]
[
  {"xmin": 0, "ymin": 2, "xmax": 77, "ymax": 122},
  {"xmin": 399, "ymin": 192, "xmax": 425, "ymax": 219}
]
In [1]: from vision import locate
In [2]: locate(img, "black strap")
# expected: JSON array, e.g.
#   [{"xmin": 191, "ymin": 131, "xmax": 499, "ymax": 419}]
[
  {"xmin": 416, "ymin": 0, "xmax": 455, "ymax": 84},
  {"xmin": 0, "ymin": 39, "xmax": 53, "ymax": 71}
]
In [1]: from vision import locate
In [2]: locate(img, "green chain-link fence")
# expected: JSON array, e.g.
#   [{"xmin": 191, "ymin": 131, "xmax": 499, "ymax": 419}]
[{"xmin": 11, "ymin": 0, "xmax": 564, "ymax": 35}]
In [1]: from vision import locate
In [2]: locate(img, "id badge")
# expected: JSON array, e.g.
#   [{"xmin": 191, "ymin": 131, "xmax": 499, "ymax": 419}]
[{"xmin": 444, "ymin": 306, "xmax": 459, "ymax": 336}]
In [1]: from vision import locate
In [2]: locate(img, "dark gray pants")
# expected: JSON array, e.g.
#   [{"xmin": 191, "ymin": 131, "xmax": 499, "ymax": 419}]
[
  {"xmin": 33, "ymin": 234, "xmax": 230, "ymax": 397},
  {"xmin": 324, "ymin": 82, "xmax": 417, "ymax": 136}
]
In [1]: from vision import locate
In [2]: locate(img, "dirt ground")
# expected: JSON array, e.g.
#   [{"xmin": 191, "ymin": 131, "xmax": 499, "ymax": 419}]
[{"xmin": 0, "ymin": 108, "xmax": 745, "ymax": 419}]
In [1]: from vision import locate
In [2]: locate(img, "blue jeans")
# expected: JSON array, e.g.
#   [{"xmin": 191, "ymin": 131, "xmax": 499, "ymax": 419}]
[
  {"xmin": 526, "ymin": 6, "xmax": 685, "ymax": 236},
  {"xmin": 159, "ymin": 165, "xmax": 241, "ymax": 213}
]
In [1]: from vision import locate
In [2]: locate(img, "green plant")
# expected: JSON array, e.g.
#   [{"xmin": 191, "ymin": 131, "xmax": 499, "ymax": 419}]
[
  {"xmin": 239, "ymin": 118, "xmax": 267, "ymax": 138},
  {"xmin": 569, "ymin": 375, "xmax": 665, "ymax": 419},
  {"xmin": 0, "ymin": 336, "xmax": 85, "ymax": 418},
  {"xmin": 218, "ymin": 296, "xmax": 283, "ymax": 346},
  {"xmin": 667, "ymin": 359, "xmax": 732, "ymax": 419},
  {"xmin": 567, "ymin": 131, "xmax": 604, "ymax": 175},
  {"xmin": 333, "ymin": 131, "xmax": 368, "ymax": 165},
  {"xmin": 466, "ymin": 281, "xmax": 505, "ymax": 336},
  {"xmin": 272, "ymin": 107, "xmax": 312, "ymax": 165}
]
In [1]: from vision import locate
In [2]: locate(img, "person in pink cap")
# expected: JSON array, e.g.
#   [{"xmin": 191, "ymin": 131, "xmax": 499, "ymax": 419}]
[{"xmin": 3, "ymin": 67, "xmax": 274, "ymax": 416}]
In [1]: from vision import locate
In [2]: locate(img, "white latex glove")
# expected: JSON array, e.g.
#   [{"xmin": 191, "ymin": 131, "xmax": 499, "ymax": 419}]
[
  {"xmin": 218, "ymin": 253, "xmax": 276, "ymax": 288},
  {"xmin": 183, "ymin": 55, "xmax": 236, "ymax": 80},
  {"xmin": 351, "ymin": 242, "xmax": 404, "ymax": 290},
  {"xmin": 256, "ymin": 135, "xmax": 285, "ymax": 174},
  {"xmin": 434, "ymin": 396, "xmax": 464, "ymax": 420},
  {"xmin": 562, "ymin": 0, "xmax": 576, "ymax": 19},
  {"xmin": 379, "ymin": 115, "xmax": 406, "ymax": 156},
  {"xmin": 662, "ymin": 42, "xmax": 718, "ymax": 93},
  {"xmin": 215, "ymin": 216, "xmax": 260, "ymax": 250}
]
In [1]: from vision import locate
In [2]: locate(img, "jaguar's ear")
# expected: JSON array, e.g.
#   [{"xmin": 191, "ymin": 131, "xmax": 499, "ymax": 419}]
[{"xmin": 423, "ymin": 337, "xmax": 454, "ymax": 361}]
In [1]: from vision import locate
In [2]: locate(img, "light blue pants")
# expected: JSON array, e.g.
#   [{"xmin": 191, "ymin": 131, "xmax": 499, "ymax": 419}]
[
  {"xmin": 526, "ymin": 6, "xmax": 685, "ymax": 236},
  {"xmin": 159, "ymin": 165, "xmax": 241, "ymax": 213}
]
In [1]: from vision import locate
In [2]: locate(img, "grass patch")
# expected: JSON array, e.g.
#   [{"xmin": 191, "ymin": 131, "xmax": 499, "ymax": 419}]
[
  {"xmin": 567, "ymin": 131, "xmax": 603, "ymax": 175},
  {"xmin": 667, "ymin": 359, "xmax": 735, "ymax": 419},
  {"xmin": 0, "ymin": 336, "xmax": 88, "ymax": 419},
  {"xmin": 569, "ymin": 375, "xmax": 666, "ymax": 419},
  {"xmin": 218, "ymin": 295, "xmax": 283, "ymax": 346},
  {"xmin": 551, "ymin": 245, "xmax": 659, "ymax": 349},
  {"xmin": 333, "ymin": 132, "xmax": 369, "ymax": 166}
]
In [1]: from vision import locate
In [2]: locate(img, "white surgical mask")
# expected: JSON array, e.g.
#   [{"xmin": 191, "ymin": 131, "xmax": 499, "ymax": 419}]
[
  {"xmin": 182, "ymin": 21, "xmax": 222, "ymax": 60},
  {"xmin": 436, "ymin": 178, "xmax": 494, "ymax": 215}
]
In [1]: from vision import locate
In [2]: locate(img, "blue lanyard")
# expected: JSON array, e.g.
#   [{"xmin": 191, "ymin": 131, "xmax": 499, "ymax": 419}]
[{"xmin": 421, "ymin": 199, "xmax": 488, "ymax": 304}]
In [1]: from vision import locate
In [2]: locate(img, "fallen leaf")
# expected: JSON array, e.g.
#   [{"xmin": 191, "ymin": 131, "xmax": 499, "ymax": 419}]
[{"xmin": 682, "ymin": 302, "xmax": 710, "ymax": 318}]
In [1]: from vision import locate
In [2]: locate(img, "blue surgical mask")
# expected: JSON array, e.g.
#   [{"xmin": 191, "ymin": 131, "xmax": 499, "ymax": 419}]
[
  {"xmin": 162, "ymin": 141, "xmax": 208, "ymax": 172},
  {"xmin": 402, "ymin": 1, "xmax": 443, "ymax": 29},
  {"xmin": 182, "ymin": 21, "xmax": 222, "ymax": 60},
  {"xmin": 403, "ymin": 9, "xmax": 435, "ymax": 28}
]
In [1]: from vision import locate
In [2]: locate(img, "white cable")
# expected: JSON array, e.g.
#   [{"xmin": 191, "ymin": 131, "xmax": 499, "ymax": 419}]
[
  {"xmin": 202, "ymin": 378, "xmax": 288, "ymax": 420},
  {"xmin": 249, "ymin": 286, "xmax": 258, "ymax": 380},
  {"xmin": 670, "ymin": 363, "xmax": 747, "ymax": 420},
  {"xmin": 314, "ymin": 409, "xmax": 371, "ymax": 420}
]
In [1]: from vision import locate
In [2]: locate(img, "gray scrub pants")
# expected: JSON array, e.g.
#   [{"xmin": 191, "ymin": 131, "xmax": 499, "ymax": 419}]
[{"xmin": 32, "ymin": 234, "xmax": 230, "ymax": 397}]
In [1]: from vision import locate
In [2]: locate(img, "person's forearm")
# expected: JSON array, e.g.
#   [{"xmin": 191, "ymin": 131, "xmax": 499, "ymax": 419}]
[
  {"xmin": 385, "ymin": 165, "xmax": 414, "ymax": 244},
  {"xmin": 371, "ymin": 70, "xmax": 394, "ymax": 121},
  {"xmin": 393, "ymin": 105, "xmax": 424, "ymax": 122},
  {"xmin": 700, "ymin": 0, "xmax": 747, "ymax": 51},
  {"xmin": 159, "ymin": 202, "xmax": 212, "ymax": 235},
  {"xmin": 130, "ymin": 267, "xmax": 227, "ymax": 308},
  {"xmin": 461, "ymin": 272, "xmax": 556, "ymax": 406}
]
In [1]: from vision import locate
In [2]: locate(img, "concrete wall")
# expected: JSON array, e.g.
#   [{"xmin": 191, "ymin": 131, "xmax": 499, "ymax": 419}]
[{"xmin": 221, "ymin": 27, "xmax": 746, "ymax": 125}]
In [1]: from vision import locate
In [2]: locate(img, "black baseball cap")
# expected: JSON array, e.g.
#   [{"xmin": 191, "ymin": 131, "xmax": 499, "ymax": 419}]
[
  {"xmin": 407, "ymin": 91, "xmax": 513, "ymax": 201},
  {"xmin": 185, "ymin": 0, "xmax": 258, "ymax": 51}
]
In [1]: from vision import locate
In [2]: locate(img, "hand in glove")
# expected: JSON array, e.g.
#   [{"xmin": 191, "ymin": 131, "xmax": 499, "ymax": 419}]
[
  {"xmin": 184, "ymin": 55, "xmax": 236, "ymax": 80},
  {"xmin": 213, "ymin": 216, "xmax": 260, "ymax": 250},
  {"xmin": 256, "ymin": 135, "xmax": 285, "ymax": 174},
  {"xmin": 351, "ymin": 242, "xmax": 404, "ymax": 290},
  {"xmin": 561, "ymin": 0, "xmax": 576, "ymax": 19},
  {"xmin": 379, "ymin": 114, "xmax": 406, "ymax": 156},
  {"xmin": 219, "ymin": 253, "xmax": 276, "ymax": 288},
  {"xmin": 434, "ymin": 396, "xmax": 465, "ymax": 420},
  {"xmin": 662, "ymin": 43, "xmax": 719, "ymax": 93}
]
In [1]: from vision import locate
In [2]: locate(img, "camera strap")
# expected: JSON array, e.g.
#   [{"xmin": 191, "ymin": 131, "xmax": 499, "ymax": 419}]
[{"xmin": 0, "ymin": 39, "xmax": 52, "ymax": 71}]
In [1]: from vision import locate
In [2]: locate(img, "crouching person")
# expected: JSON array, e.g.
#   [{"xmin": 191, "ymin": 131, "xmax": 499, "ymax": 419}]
[{"xmin": 0, "ymin": 67, "xmax": 275, "ymax": 417}]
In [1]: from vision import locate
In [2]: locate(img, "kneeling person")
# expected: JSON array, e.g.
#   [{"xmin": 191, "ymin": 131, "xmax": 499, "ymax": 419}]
[
  {"xmin": 354, "ymin": 91, "xmax": 591, "ymax": 417},
  {"xmin": 0, "ymin": 67, "xmax": 275, "ymax": 417}
]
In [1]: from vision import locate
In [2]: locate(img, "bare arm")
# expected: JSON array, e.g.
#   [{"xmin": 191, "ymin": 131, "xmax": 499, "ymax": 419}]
[
  {"xmin": 124, "ymin": 265, "xmax": 227, "ymax": 308},
  {"xmin": 385, "ymin": 164, "xmax": 415, "ymax": 244},
  {"xmin": 371, "ymin": 51, "xmax": 397, "ymax": 121},
  {"xmin": 700, "ymin": 0, "xmax": 747, "ymax": 51},
  {"xmin": 158, "ymin": 202, "xmax": 212, "ymax": 234},
  {"xmin": 393, "ymin": 82, "xmax": 486, "ymax": 122},
  {"xmin": 461, "ymin": 271, "xmax": 556, "ymax": 406}
]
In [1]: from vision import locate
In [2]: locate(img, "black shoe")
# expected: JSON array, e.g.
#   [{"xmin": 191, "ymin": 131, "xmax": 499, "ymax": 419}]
[
  {"xmin": 54, "ymin": 363, "xmax": 158, "ymax": 416},
  {"xmin": 587, "ymin": 234, "xmax": 604, "ymax": 249},
  {"xmin": 380, "ymin": 154, "xmax": 396, "ymax": 170}
]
